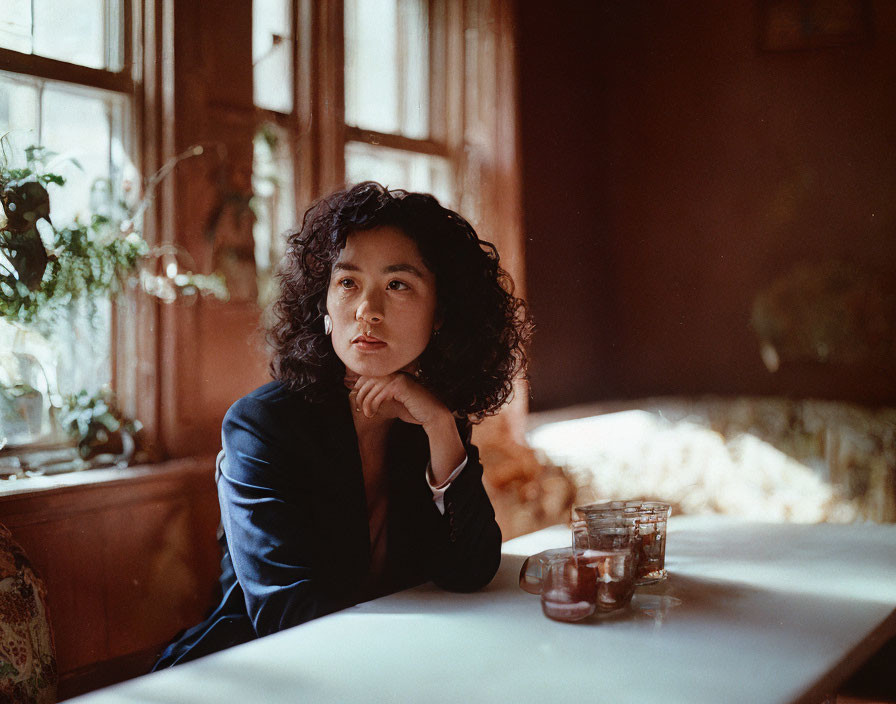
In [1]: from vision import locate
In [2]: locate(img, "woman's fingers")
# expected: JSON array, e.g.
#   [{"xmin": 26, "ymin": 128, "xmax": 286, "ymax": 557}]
[
  {"xmin": 352, "ymin": 376, "xmax": 379, "ymax": 412},
  {"xmin": 351, "ymin": 373, "xmax": 443, "ymax": 424},
  {"xmin": 352, "ymin": 375, "xmax": 393, "ymax": 417},
  {"xmin": 350, "ymin": 374, "xmax": 417, "ymax": 420},
  {"xmin": 365, "ymin": 378, "xmax": 401, "ymax": 418}
]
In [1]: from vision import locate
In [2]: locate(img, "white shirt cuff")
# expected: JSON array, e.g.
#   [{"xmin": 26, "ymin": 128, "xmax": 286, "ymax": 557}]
[{"xmin": 426, "ymin": 455, "xmax": 468, "ymax": 515}]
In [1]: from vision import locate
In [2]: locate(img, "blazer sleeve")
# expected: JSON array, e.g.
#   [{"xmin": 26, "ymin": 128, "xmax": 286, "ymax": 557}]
[
  {"xmin": 425, "ymin": 421, "xmax": 502, "ymax": 592},
  {"xmin": 216, "ymin": 395, "xmax": 343, "ymax": 637}
]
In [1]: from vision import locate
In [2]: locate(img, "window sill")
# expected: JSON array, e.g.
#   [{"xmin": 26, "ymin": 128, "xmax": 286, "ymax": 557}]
[{"xmin": 0, "ymin": 455, "xmax": 217, "ymax": 500}]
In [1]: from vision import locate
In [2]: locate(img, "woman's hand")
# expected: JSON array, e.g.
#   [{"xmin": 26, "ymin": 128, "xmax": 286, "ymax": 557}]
[
  {"xmin": 347, "ymin": 371, "xmax": 466, "ymax": 485},
  {"xmin": 348, "ymin": 371, "xmax": 448, "ymax": 429}
]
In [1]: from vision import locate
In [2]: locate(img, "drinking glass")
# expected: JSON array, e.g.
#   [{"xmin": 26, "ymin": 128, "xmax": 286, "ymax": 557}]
[
  {"xmin": 584, "ymin": 547, "xmax": 637, "ymax": 612},
  {"xmin": 519, "ymin": 547, "xmax": 574, "ymax": 595},
  {"xmin": 634, "ymin": 501, "xmax": 672, "ymax": 584},
  {"xmin": 540, "ymin": 553, "xmax": 597, "ymax": 622},
  {"xmin": 518, "ymin": 521, "xmax": 597, "ymax": 595},
  {"xmin": 575, "ymin": 504, "xmax": 642, "ymax": 573}
]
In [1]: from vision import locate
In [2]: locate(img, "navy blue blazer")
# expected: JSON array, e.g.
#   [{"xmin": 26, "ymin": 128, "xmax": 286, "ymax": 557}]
[{"xmin": 153, "ymin": 381, "xmax": 502, "ymax": 668}]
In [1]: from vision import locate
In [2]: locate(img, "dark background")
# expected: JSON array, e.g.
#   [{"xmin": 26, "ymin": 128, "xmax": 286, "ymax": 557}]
[{"xmin": 517, "ymin": 1, "xmax": 896, "ymax": 410}]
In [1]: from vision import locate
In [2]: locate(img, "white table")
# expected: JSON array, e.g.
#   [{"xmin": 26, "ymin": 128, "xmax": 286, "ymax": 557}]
[{"xmin": 66, "ymin": 516, "xmax": 896, "ymax": 703}]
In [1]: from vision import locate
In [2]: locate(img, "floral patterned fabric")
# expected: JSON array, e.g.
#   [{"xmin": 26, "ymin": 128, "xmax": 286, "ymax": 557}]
[
  {"xmin": 529, "ymin": 397, "xmax": 896, "ymax": 524},
  {"xmin": 0, "ymin": 523, "xmax": 57, "ymax": 704}
]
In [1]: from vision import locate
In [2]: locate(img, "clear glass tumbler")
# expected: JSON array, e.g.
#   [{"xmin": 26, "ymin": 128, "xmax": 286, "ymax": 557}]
[
  {"xmin": 635, "ymin": 501, "xmax": 672, "ymax": 584},
  {"xmin": 540, "ymin": 553, "xmax": 597, "ymax": 622},
  {"xmin": 519, "ymin": 547, "xmax": 574, "ymax": 595},
  {"xmin": 583, "ymin": 547, "xmax": 637, "ymax": 612}
]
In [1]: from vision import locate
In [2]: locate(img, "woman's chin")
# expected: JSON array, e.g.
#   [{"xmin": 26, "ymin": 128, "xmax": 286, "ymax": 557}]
[
  {"xmin": 343, "ymin": 359, "xmax": 403, "ymax": 378},
  {"xmin": 337, "ymin": 346, "xmax": 421, "ymax": 379}
]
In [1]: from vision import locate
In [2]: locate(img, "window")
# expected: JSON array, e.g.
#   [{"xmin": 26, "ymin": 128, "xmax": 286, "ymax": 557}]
[
  {"xmin": 253, "ymin": 122, "xmax": 296, "ymax": 305},
  {"xmin": 0, "ymin": 2, "xmax": 136, "ymax": 462},
  {"xmin": 249, "ymin": 0, "xmax": 473, "ymax": 281},
  {"xmin": 253, "ymin": 0, "xmax": 294, "ymax": 114},
  {"xmin": 252, "ymin": 0, "xmax": 297, "ymax": 306},
  {"xmin": 0, "ymin": 0, "xmax": 522, "ymax": 473},
  {"xmin": 0, "ymin": 0, "xmax": 123, "ymax": 71},
  {"xmin": 343, "ymin": 0, "xmax": 456, "ymax": 207}
]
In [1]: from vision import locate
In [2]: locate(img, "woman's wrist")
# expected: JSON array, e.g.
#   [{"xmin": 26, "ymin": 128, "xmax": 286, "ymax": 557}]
[
  {"xmin": 424, "ymin": 411, "xmax": 466, "ymax": 486},
  {"xmin": 421, "ymin": 407, "xmax": 454, "ymax": 434}
]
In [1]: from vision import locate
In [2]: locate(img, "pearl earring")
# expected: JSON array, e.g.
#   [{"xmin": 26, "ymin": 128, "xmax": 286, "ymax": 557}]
[{"xmin": 324, "ymin": 314, "xmax": 333, "ymax": 335}]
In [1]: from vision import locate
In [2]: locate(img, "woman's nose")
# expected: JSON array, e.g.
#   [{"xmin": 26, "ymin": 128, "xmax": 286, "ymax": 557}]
[{"xmin": 356, "ymin": 294, "xmax": 384, "ymax": 323}]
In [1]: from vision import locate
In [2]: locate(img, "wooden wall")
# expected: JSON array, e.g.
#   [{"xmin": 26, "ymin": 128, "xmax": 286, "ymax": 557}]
[
  {"xmin": 156, "ymin": 0, "xmax": 271, "ymax": 459},
  {"xmin": 518, "ymin": 0, "xmax": 896, "ymax": 410},
  {"xmin": 0, "ymin": 460, "xmax": 221, "ymax": 699}
]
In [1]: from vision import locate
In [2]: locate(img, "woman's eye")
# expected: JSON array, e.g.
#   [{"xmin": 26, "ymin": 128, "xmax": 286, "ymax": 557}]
[
  {"xmin": 387, "ymin": 280, "xmax": 409, "ymax": 291},
  {"xmin": 338, "ymin": 278, "xmax": 355, "ymax": 289}
]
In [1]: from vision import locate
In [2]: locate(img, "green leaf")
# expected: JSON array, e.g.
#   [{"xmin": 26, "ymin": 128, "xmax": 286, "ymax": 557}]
[{"xmin": 39, "ymin": 172, "xmax": 66, "ymax": 186}]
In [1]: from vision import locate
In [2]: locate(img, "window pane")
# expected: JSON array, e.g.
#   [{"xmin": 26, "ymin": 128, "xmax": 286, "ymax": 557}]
[
  {"xmin": 1, "ymin": 326, "xmax": 55, "ymax": 445},
  {"xmin": 0, "ymin": 0, "xmax": 33, "ymax": 54},
  {"xmin": 345, "ymin": 0, "xmax": 429, "ymax": 139},
  {"xmin": 0, "ymin": 303, "xmax": 112, "ymax": 446},
  {"xmin": 1, "ymin": 80, "xmax": 130, "ymax": 449},
  {"xmin": 253, "ymin": 124, "xmax": 296, "ymax": 304},
  {"xmin": 52, "ymin": 297, "xmax": 113, "ymax": 399},
  {"xmin": 399, "ymin": 0, "xmax": 428, "ymax": 138},
  {"xmin": 0, "ymin": 0, "xmax": 122, "ymax": 70},
  {"xmin": 0, "ymin": 72, "xmax": 40, "ymax": 157},
  {"xmin": 253, "ymin": 0, "xmax": 293, "ymax": 113},
  {"xmin": 345, "ymin": 141, "xmax": 453, "ymax": 208},
  {"xmin": 32, "ymin": 0, "xmax": 108, "ymax": 69},
  {"xmin": 40, "ymin": 85, "xmax": 120, "ymax": 225}
]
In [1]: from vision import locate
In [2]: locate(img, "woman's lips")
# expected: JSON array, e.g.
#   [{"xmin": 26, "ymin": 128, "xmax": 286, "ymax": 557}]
[{"xmin": 351, "ymin": 333, "xmax": 386, "ymax": 350}]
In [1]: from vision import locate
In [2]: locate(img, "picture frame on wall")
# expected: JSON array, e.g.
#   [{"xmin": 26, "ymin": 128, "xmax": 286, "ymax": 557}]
[{"xmin": 759, "ymin": 0, "xmax": 872, "ymax": 51}]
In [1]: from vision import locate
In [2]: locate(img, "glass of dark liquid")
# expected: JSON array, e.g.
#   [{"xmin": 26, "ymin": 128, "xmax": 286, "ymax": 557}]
[
  {"xmin": 586, "ymin": 547, "xmax": 637, "ymax": 612},
  {"xmin": 519, "ymin": 547, "xmax": 575, "ymax": 595},
  {"xmin": 574, "ymin": 517, "xmax": 638, "ymax": 612},
  {"xmin": 634, "ymin": 502, "xmax": 671, "ymax": 584},
  {"xmin": 540, "ymin": 553, "xmax": 597, "ymax": 622},
  {"xmin": 575, "ymin": 499, "xmax": 672, "ymax": 585}
]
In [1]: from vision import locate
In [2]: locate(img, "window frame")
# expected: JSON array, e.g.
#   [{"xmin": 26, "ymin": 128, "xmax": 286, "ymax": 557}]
[
  {"xmin": 267, "ymin": 0, "xmax": 468, "ymax": 213},
  {"xmin": 340, "ymin": 0, "xmax": 465, "ymax": 206},
  {"xmin": 0, "ymin": 0, "xmax": 525, "ymax": 473},
  {"xmin": 0, "ymin": 0, "xmax": 135, "ymax": 94},
  {"xmin": 252, "ymin": 0, "xmax": 301, "ymax": 291},
  {"xmin": 0, "ymin": 0, "xmax": 159, "ymax": 462},
  {"xmin": 254, "ymin": 0, "xmax": 524, "ymax": 310}
]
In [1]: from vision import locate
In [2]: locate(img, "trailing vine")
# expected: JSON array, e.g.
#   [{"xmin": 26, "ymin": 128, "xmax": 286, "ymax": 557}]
[{"xmin": 0, "ymin": 144, "xmax": 148, "ymax": 327}]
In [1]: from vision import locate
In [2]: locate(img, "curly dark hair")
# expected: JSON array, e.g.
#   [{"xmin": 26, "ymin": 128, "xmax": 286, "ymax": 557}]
[{"xmin": 268, "ymin": 181, "xmax": 533, "ymax": 421}]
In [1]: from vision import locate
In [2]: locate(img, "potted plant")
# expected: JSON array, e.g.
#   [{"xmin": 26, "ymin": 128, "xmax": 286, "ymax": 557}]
[{"xmin": 0, "ymin": 142, "xmax": 227, "ymax": 468}]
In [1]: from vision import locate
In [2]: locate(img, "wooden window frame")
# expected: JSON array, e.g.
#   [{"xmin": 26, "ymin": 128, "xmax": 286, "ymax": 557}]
[
  {"xmin": 0, "ymin": 0, "xmax": 135, "ymax": 93},
  {"xmin": 286, "ymin": 0, "xmax": 468, "ymax": 205},
  {"xmin": 0, "ymin": 0, "xmax": 162, "ymax": 461},
  {"xmin": 342, "ymin": 0, "xmax": 461, "ymax": 159}
]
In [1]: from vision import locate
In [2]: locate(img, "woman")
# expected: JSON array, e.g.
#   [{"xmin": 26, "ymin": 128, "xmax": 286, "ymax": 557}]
[{"xmin": 153, "ymin": 182, "xmax": 532, "ymax": 668}]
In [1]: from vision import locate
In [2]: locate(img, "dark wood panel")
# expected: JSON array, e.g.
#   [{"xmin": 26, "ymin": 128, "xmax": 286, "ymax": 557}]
[
  {"xmin": 0, "ymin": 457, "xmax": 222, "ymax": 694},
  {"xmin": 103, "ymin": 497, "xmax": 205, "ymax": 658},
  {"xmin": 518, "ymin": 0, "xmax": 896, "ymax": 409},
  {"xmin": 13, "ymin": 516, "xmax": 109, "ymax": 672}
]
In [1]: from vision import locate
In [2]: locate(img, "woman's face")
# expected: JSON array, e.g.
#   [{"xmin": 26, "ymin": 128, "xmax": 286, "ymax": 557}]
[{"xmin": 326, "ymin": 225, "xmax": 439, "ymax": 377}]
